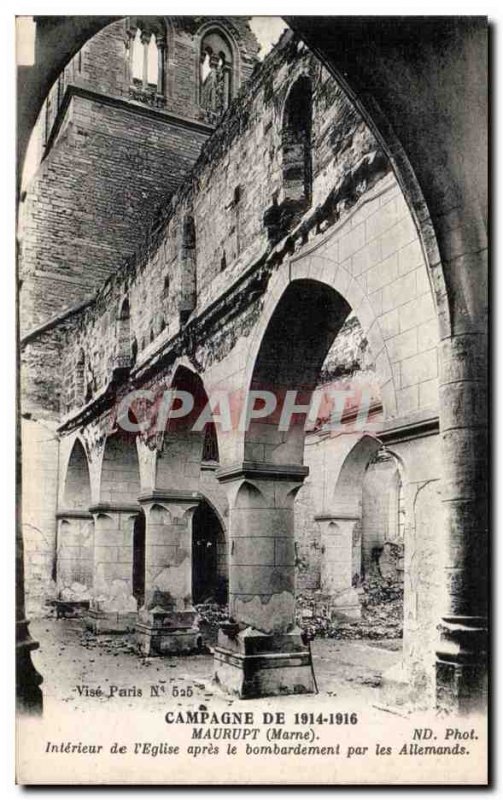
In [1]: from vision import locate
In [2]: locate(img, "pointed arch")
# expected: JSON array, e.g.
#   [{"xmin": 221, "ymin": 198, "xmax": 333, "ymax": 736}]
[
  {"xmin": 282, "ymin": 75, "xmax": 313, "ymax": 206},
  {"xmin": 63, "ymin": 437, "xmax": 92, "ymax": 510},
  {"xmin": 192, "ymin": 497, "xmax": 228, "ymax": 604},
  {"xmin": 243, "ymin": 278, "xmax": 351, "ymax": 466},
  {"xmin": 100, "ymin": 428, "xmax": 141, "ymax": 504},
  {"xmin": 116, "ymin": 297, "xmax": 132, "ymax": 369},
  {"xmin": 155, "ymin": 365, "xmax": 221, "ymax": 491},
  {"xmin": 198, "ymin": 25, "xmax": 238, "ymax": 116},
  {"xmin": 127, "ymin": 16, "xmax": 166, "ymax": 96}
]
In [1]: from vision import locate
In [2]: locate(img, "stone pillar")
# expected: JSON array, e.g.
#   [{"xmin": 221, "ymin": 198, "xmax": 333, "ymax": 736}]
[
  {"xmin": 85, "ymin": 504, "xmax": 139, "ymax": 633},
  {"xmin": 156, "ymin": 35, "xmax": 165, "ymax": 97},
  {"xmin": 213, "ymin": 463, "xmax": 316, "ymax": 699},
  {"xmin": 16, "ymin": 532, "xmax": 42, "ymax": 714},
  {"xmin": 126, "ymin": 25, "xmax": 136, "ymax": 84},
  {"xmin": 316, "ymin": 514, "xmax": 361, "ymax": 620},
  {"xmin": 135, "ymin": 491, "xmax": 202, "ymax": 656},
  {"xmin": 141, "ymin": 31, "xmax": 150, "ymax": 89},
  {"xmin": 436, "ymin": 333, "xmax": 488, "ymax": 713}
]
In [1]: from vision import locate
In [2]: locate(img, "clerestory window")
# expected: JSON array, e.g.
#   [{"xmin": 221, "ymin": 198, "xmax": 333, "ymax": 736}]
[
  {"xmin": 127, "ymin": 19, "xmax": 166, "ymax": 105},
  {"xmin": 200, "ymin": 29, "xmax": 234, "ymax": 118}
]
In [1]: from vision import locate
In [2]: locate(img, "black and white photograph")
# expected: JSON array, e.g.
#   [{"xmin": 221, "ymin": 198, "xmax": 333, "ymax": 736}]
[{"xmin": 14, "ymin": 9, "xmax": 489, "ymax": 785}]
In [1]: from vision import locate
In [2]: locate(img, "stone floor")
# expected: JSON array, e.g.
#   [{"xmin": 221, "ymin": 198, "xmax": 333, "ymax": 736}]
[{"xmin": 30, "ymin": 618, "xmax": 402, "ymax": 713}]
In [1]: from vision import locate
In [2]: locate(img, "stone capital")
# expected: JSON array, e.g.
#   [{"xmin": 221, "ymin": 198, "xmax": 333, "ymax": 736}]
[
  {"xmin": 216, "ymin": 461, "xmax": 309, "ymax": 485},
  {"xmin": 314, "ymin": 512, "xmax": 360, "ymax": 522},
  {"xmin": 138, "ymin": 489, "xmax": 201, "ymax": 510},
  {"xmin": 89, "ymin": 502, "xmax": 141, "ymax": 515},
  {"xmin": 56, "ymin": 508, "xmax": 93, "ymax": 520}
]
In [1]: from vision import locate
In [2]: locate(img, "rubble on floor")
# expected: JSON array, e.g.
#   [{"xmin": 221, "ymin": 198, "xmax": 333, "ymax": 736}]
[
  {"xmin": 296, "ymin": 576, "xmax": 403, "ymax": 641},
  {"xmin": 194, "ymin": 602, "xmax": 229, "ymax": 645},
  {"xmin": 59, "ymin": 582, "xmax": 92, "ymax": 602}
]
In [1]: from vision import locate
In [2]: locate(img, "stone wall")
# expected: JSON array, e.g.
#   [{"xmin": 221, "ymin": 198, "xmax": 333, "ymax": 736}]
[
  {"xmin": 48, "ymin": 33, "xmax": 385, "ymax": 421},
  {"xmin": 361, "ymin": 452, "xmax": 402, "ymax": 575},
  {"xmin": 19, "ymin": 17, "xmax": 260, "ymax": 337},
  {"xmin": 21, "ymin": 418, "xmax": 60, "ymax": 616},
  {"xmin": 19, "ymin": 93, "xmax": 211, "ymax": 335},
  {"xmin": 40, "ymin": 17, "xmax": 259, "ymax": 157}
]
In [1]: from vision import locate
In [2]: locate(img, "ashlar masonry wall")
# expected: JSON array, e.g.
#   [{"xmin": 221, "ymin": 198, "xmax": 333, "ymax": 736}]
[{"xmin": 54, "ymin": 34, "xmax": 385, "ymax": 421}]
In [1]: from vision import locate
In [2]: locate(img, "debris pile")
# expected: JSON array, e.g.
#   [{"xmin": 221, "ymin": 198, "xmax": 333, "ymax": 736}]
[
  {"xmin": 92, "ymin": 580, "xmax": 137, "ymax": 612},
  {"xmin": 195, "ymin": 603, "xmax": 229, "ymax": 645},
  {"xmin": 59, "ymin": 582, "xmax": 92, "ymax": 602},
  {"xmin": 296, "ymin": 576, "xmax": 403, "ymax": 641}
]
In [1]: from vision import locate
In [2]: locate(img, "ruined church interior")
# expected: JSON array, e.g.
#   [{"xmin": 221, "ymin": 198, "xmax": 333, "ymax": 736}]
[{"xmin": 17, "ymin": 16, "xmax": 487, "ymax": 715}]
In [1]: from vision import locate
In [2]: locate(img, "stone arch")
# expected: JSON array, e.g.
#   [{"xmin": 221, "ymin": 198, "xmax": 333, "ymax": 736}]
[
  {"xmin": 243, "ymin": 263, "xmax": 391, "ymax": 442},
  {"xmin": 62, "ymin": 437, "xmax": 91, "ymax": 510},
  {"xmin": 361, "ymin": 446, "xmax": 406, "ymax": 581},
  {"xmin": 155, "ymin": 364, "xmax": 220, "ymax": 492},
  {"xmin": 311, "ymin": 434, "xmax": 406, "ymax": 621},
  {"xmin": 242, "ymin": 278, "xmax": 351, "ymax": 467},
  {"xmin": 234, "ymin": 480, "xmax": 265, "ymax": 509},
  {"xmin": 332, "ymin": 434, "xmax": 382, "ymax": 517},
  {"xmin": 242, "ymin": 167, "xmax": 444, "ymax": 449},
  {"xmin": 57, "ymin": 437, "xmax": 94, "ymax": 593},
  {"xmin": 99, "ymin": 428, "xmax": 141, "ymax": 505},
  {"xmin": 192, "ymin": 496, "xmax": 228, "ymax": 604}
]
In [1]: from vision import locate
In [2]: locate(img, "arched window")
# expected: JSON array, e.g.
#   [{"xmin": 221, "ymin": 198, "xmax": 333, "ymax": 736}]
[
  {"xmin": 74, "ymin": 348, "xmax": 85, "ymax": 405},
  {"xmin": 116, "ymin": 298, "xmax": 131, "ymax": 369},
  {"xmin": 127, "ymin": 19, "xmax": 166, "ymax": 104},
  {"xmin": 232, "ymin": 185, "xmax": 242, "ymax": 257},
  {"xmin": 202, "ymin": 422, "xmax": 219, "ymax": 464},
  {"xmin": 131, "ymin": 29, "xmax": 143, "ymax": 82},
  {"xmin": 180, "ymin": 214, "xmax": 196, "ymax": 323},
  {"xmin": 147, "ymin": 34, "xmax": 158, "ymax": 86},
  {"xmin": 200, "ymin": 29, "xmax": 234, "ymax": 118},
  {"xmin": 282, "ymin": 76, "xmax": 313, "ymax": 205}
]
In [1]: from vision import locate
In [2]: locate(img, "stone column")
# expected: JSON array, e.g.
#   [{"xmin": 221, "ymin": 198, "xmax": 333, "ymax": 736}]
[
  {"xmin": 316, "ymin": 514, "xmax": 361, "ymax": 620},
  {"xmin": 213, "ymin": 463, "xmax": 316, "ymax": 698},
  {"xmin": 135, "ymin": 490, "xmax": 202, "ymax": 656},
  {"xmin": 156, "ymin": 35, "xmax": 165, "ymax": 97},
  {"xmin": 126, "ymin": 26, "xmax": 136, "ymax": 85},
  {"xmin": 141, "ymin": 31, "xmax": 150, "ymax": 89},
  {"xmin": 436, "ymin": 332, "xmax": 488, "ymax": 713},
  {"xmin": 85, "ymin": 504, "xmax": 139, "ymax": 633}
]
